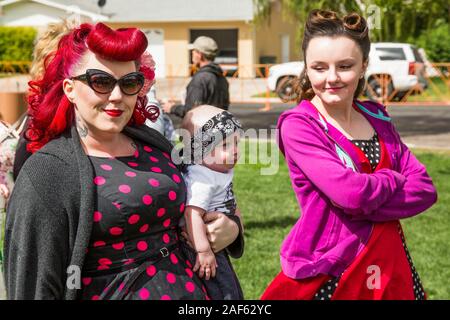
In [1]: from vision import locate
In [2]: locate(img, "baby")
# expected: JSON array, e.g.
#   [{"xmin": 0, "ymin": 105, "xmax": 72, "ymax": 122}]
[{"xmin": 180, "ymin": 105, "xmax": 244, "ymax": 300}]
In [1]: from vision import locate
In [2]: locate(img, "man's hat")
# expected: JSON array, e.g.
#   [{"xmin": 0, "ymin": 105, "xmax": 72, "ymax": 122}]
[{"xmin": 188, "ymin": 36, "xmax": 218, "ymax": 57}]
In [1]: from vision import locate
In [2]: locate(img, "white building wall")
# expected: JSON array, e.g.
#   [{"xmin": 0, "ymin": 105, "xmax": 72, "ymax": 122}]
[{"xmin": 0, "ymin": 2, "xmax": 93, "ymax": 26}]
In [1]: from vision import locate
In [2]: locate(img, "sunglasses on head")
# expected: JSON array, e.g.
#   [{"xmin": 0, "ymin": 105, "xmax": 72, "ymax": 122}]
[{"xmin": 71, "ymin": 69, "xmax": 145, "ymax": 96}]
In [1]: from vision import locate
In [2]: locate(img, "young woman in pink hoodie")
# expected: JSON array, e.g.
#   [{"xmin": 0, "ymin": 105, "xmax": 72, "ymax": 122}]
[{"xmin": 261, "ymin": 10, "xmax": 437, "ymax": 300}]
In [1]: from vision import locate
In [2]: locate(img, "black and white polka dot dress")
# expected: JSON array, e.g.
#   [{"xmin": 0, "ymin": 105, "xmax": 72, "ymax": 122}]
[
  {"xmin": 352, "ymin": 133, "xmax": 381, "ymax": 171},
  {"xmin": 397, "ymin": 223, "xmax": 426, "ymax": 300}
]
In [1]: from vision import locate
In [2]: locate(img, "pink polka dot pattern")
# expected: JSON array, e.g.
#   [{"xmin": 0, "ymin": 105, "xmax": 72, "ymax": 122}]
[
  {"xmin": 185, "ymin": 282, "xmax": 195, "ymax": 293},
  {"xmin": 149, "ymin": 178, "xmax": 160, "ymax": 187},
  {"xmin": 109, "ymin": 227, "xmax": 123, "ymax": 236},
  {"xmin": 172, "ymin": 174, "xmax": 181, "ymax": 183},
  {"xmin": 98, "ymin": 258, "xmax": 112, "ymax": 271},
  {"xmin": 170, "ymin": 253, "xmax": 178, "ymax": 264},
  {"xmin": 144, "ymin": 146, "xmax": 153, "ymax": 152},
  {"xmin": 119, "ymin": 184, "xmax": 131, "ymax": 194},
  {"xmin": 185, "ymin": 268, "xmax": 193, "ymax": 278},
  {"xmin": 139, "ymin": 288, "xmax": 150, "ymax": 300},
  {"xmin": 150, "ymin": 156, "xmax": 159, "ymax": 163},
  {"xmin": 100, "ymin": 164, "xmax": 112, "ymax": 171},
  {"xmin": 161, "ymin": 295, "xmax": 171, "ymax": 300},
  {"xmin": 125, "ymin": 171, "xmax": 136, "ymax": 178},
  {"xmin": 93, "ymin": 241, "xmax": 106, "ymax": 247},
  {"xmin": 163, "ymin": 234, "xmax": 170, "ymax": 244},
  {"xmin": 157, "ymin": 208, "xmax": 166, "ymax": 217},
  {"xmin": 112, "ymin": 242, "xmax": 125, "ymax": 250},
  {"xmin": 166, "ymin": 273, "xmax": 176, "ymax": 284},
  {"xmin": 162, "ymin": 152, "xmax": 170, "ymax": 159},
  {"xmin": 82, "ymin": 277, "xmax": 92, "ymax": 286},
  {"xmin": 93, "ymin": 176, "xmax": 106, "ymax": 186},
  {"xmin": 168, "ymin": 191, "xmax": 177, "ymax": 201},
  {"xmin": 99, "ymin": 258, "xmax": 112, "ymax": 265},
  {"xmin": 139, "ymin": 224, "xmax": 149, "ymax": 233},
  {"xmin": 128, "ymin": 214, "xmax": 140, "ymax": 225},
  {"xmin": 168, "ymin": 162, "xmax": 177, "ymax": 169},
  {"xmin": 134, "ymin": 150, "xmax": 139, "ymax": 158},
  {"xmin": 163, "ymin": 219, "xmax": 171, "ymax": 228},
  {"xmin": 180, "ymin": 203, "xmax": 185, "ymax": 213},
  {"xmin": 146, "ymin": 265, "xmax": 156, "ymax": 277},
  {"xmin": 142, "ymin": 195, "xmax": 153, "ymax": 205},
  {"xmin": 93, "ymin": 211, "xmax": 102, "ymax": 222},
  {"xmin": 151, "ymin": 167, "xmax": 162, "ymax": 173},
  {"xmin": 112, "ymin": 202, "xmax": 121, "ymax": 210},
  {"xmin": 127, "ymin": 162, "xmax": 138, "ymax": 167},
  {"xmin": 92, "ymin": 295, "xmax": 100, "ymax": 300},
  {"xmin": 137, "ymin": 241, "xmax": 148, "ymax": 252}
]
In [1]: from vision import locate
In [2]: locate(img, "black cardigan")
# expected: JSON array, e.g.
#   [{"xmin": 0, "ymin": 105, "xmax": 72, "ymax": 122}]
[{"xmin": 4, "ymin": 125, "xmax": 243, "ymax": 300}]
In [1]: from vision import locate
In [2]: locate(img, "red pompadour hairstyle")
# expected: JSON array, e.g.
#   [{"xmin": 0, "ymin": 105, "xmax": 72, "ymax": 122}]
[{"xmin": 26, "ymin": 22, "xmax": 158, "ymax": 153}]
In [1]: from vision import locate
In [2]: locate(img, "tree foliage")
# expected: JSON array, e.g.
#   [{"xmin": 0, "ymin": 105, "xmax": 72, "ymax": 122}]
[{"xmin": 253, "ymin": 0, "xmax": 449, "ymax": 60}]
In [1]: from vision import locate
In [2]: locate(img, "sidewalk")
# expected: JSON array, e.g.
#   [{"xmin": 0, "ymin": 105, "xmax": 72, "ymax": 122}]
[{"xmin": 402, "ymin": 133, "xmax": 450, "ymax": 150}]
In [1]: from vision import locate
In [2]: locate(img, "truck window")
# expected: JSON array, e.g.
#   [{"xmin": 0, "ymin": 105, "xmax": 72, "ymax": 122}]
[
  {"xmin": 412, "ymin": 47, "xmax": 424, "ymax": 63},
  {"xmin": 375, "ymin": 47, "xmax": 406, "ymax": 61}
]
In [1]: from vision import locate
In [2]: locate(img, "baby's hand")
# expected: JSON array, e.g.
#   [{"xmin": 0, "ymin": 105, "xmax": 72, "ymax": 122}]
[
  {"xmin": 193, "ymin": 250, "xmax": 218, "ymax": 280},
  {"xmin": 0, "ymin": 184, "xmax": 10, "ymax": 198}
]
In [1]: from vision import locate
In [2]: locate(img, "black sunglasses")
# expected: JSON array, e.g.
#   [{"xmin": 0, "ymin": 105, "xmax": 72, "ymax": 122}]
[{"xmin": 71, "ymin": 69, "xmax": 145, "ymax": 96}]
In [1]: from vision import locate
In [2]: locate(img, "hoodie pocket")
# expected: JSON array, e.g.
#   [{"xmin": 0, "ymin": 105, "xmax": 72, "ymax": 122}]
[{"xmin": 316, "ymin": 212, "xmax": 342, "ymax": 253}]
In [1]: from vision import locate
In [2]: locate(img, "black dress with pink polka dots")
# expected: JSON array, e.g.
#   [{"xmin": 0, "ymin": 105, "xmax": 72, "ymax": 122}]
[{"xmin": 80, "ymin": 140, "xmax": 208, "ymax": 300}]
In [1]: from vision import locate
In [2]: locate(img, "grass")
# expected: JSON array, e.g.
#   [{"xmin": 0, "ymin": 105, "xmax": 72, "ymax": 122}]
[
  {"xmin": 1, "ymin": 142, "xmax": 448, "ymax": 300},
  {"xmin": 252, "ymin": 91, "xmax": 279, "ymax": 98},
  {"xmin": 232, "ymin": 142, "xmax": 450, "ymax": 299}
]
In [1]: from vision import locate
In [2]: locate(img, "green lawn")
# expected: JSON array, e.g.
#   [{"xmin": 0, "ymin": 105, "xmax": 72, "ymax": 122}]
[{"xmin": 232, "ymin": 143, "xmax": 450, "ymax": 300}]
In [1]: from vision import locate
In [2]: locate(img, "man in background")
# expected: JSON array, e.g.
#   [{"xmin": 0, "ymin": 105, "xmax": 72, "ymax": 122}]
[{"xmin": 163, "ymin": 36, "xmax": 230, "ymax": 118}]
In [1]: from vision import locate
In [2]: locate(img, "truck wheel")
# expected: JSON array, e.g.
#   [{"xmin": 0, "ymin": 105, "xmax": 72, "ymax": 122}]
[
  {"xmin": 276, "ymin": 77, "xmax": 296, "ymax": 101},
  {"xmin": 394, "ymin": 91, "xmax": 408, "ymax": 101},
  {"xmin": 365, "ymin": 76, "xmax": 394, "ymax": 102}
]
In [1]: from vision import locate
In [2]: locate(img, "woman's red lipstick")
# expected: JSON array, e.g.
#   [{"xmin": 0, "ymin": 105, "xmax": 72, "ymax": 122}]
[{"xmin": 104, "ymin": 109, "xmax": 123, "ymax": 117}]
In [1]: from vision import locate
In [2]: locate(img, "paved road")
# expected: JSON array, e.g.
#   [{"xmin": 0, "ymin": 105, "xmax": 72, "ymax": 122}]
[{"xmin": 169, "ymin": 103, "xmax": 450, "ymax": 149}]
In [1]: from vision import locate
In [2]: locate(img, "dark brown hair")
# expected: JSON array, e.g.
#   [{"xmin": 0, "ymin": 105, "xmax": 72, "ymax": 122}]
[{"xmin": 291, "ymin": 10, "xmax": 370, "ymax": 102}]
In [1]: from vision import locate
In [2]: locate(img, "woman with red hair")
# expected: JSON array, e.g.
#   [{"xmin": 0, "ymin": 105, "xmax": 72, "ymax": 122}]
[{"xmin": 3, "ymin": 22, "xmax": 243, "ymax": 300}]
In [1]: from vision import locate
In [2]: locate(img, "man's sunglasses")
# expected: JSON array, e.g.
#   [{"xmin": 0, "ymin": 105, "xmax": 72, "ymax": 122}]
[{"xmin": 71, "ymin": 69, "xmax": 145, "ymax": 96}]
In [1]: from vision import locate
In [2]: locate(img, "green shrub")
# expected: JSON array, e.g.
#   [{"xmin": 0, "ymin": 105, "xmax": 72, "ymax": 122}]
[
  {"xmin": 0, "ymin": 26, "xmax": 37, "ymax": 61},
  {"xmin": 416, "ymin": 23, "xmax": 450, "ymax": 62}
]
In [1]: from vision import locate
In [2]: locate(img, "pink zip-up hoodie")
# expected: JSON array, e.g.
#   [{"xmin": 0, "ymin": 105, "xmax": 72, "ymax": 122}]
[{"xmin": 277, "ymin": 99, "xmax": 438, "ymax": 279}]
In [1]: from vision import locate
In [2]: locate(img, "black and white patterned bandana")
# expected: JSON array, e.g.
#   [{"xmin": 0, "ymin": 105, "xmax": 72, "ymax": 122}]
[{"xmin": 190, "ymin": 111, "xmax": 243, "ymax": 163}]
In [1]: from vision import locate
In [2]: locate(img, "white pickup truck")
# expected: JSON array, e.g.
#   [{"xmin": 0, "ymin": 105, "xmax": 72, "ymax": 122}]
[{"xmin": 267, "ymin": 42, "xmax": 429, "ymax": 101}]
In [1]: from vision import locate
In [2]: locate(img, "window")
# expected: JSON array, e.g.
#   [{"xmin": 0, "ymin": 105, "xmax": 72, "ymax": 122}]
[
  {"xmin": 375, "ymin": 47, "xmax": 406, "ymax": 61},
  {"xmin": 412, "ymin": 47, "xmax": 424, "ymax": 63}
]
